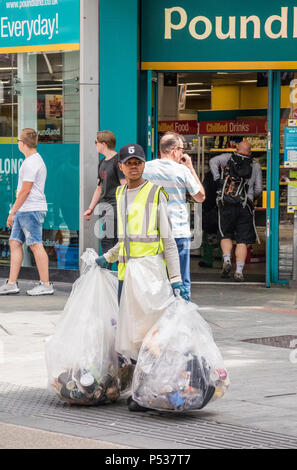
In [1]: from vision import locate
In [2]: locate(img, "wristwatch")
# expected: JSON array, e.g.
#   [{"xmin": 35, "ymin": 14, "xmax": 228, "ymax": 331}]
[{"xmin": 9, "ymin": 209, "xmax": 15, "ymax": 216}]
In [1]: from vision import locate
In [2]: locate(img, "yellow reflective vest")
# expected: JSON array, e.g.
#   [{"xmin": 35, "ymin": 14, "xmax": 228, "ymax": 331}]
[{"xmin": 116, "ymin": 181, "xmax": 168, "ymax": 281}]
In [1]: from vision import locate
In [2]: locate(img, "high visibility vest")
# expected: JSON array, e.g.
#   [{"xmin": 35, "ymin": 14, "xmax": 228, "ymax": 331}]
[{"xmin": 116, "ymin": 181, "xmax": 168, "ymax": 281}]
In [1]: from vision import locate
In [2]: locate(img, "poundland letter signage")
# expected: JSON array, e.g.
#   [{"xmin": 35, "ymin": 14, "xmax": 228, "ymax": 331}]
[
  {"xmin": 141, "ymin": 1, "xmax": 297, "ymax": 70},
  {"xmin": 0, "ymin": 0, "xmax": 80, "ymax": 52}
]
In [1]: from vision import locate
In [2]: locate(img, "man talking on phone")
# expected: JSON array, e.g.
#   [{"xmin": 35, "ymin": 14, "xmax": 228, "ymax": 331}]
[{"xmin": 143, "ymin": 131, "xmax": 205, "ymax": 298}]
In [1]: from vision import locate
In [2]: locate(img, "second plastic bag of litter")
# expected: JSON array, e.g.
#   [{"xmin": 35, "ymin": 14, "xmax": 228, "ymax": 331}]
[
  {"xmin": 132, "ymin": 298, "xmax": 230, "ymax": 412},
  {"xmin": 45, "ymin": 248, "xmax": 121, "ymax": 405}
]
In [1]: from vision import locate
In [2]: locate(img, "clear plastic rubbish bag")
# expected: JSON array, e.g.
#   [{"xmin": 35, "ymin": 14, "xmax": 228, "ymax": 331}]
[
  {"xmin": 116, "ymin": 254, "xmax": 175, "ymax": 361},
  {"xmin": 45, "ymin": 248, "xmax": 121, "ymax": 405},
  {"xmin": 132, "ymin": 298, "xmax": 230, "ymax": 411}
]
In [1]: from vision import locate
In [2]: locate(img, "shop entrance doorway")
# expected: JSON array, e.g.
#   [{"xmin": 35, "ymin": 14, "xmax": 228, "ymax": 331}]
[{"xmin": 146, "ymin": 71, "xmax": 270, "ymax": 283}]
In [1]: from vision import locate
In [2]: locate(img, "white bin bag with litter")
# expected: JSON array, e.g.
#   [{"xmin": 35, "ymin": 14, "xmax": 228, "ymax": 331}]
[
  {"xmin": 116, "ymin": 254, "xmax": 175, "ymax": 361},
  {"xmin": 45, "ymin": 249, "xmax": 121, "ymax": 405},
  {"xmin": 132, "ymin": 298, "xmax": 230, "ymax": 411}
]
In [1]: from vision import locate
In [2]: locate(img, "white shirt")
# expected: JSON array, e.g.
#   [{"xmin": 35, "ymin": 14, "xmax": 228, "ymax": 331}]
[
  {"xmin": 142, "ymin": 159, "xmax": 201, "ymax": 238},
  {"xmin": 17, "ymin": 152, "xmax": 47, "ymax": 212}
]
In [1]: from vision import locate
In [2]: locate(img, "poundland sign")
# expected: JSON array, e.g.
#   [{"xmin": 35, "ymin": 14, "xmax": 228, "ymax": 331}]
[{"xmin": 141, "ymin": 1, "xmax": 297, "ymax": 70}]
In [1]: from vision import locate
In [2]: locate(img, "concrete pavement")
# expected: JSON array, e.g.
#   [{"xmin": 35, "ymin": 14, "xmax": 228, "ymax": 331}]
[
  {"xmin": 0, "ymin": 278, "xmax": 297, "ymax": 448},
  {"xmin": 0, "ymin": 422, "xmax": 133, "ymax": 449}
]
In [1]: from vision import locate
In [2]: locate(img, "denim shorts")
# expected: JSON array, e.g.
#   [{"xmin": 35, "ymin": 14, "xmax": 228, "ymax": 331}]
[{"xmin": 10, "ymin": 211, "xmax": 46, "ymax": 246}]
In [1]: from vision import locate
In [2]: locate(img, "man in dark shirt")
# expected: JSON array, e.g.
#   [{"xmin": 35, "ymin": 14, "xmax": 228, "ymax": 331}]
[{"xmin": 84, "ymin": 130, "xmax": 126, "ymax": 255}]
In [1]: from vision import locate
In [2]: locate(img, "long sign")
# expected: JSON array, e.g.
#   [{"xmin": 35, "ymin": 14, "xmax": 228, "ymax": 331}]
[
  {"xmin": 0, "ymin": 0, "xmax": 80, "ymax": 52},
  {"xmin": 141, "ymin": 1, "xmax": 297, "ymax": 70}
]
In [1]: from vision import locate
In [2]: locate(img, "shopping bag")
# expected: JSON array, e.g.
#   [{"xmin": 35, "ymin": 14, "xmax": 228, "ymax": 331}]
[
  {"xmin": 132, "ymin": 297, "xmax": 230, "ymax": 411},
  {"xmin": 115, "ymin": 254, "xmax": 175, "ymax": 361},
  {"xmin": 45, "ymin": 248, "xmax": 121, "ymax": 405}
]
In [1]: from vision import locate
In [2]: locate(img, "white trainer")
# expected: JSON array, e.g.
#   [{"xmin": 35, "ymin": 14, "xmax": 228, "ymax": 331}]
[
  {"xmin": 0, "ymin": 280, "xmax": 20, "ymax": 295},
  {"xmin": 26, "ymin": 281, "xmax": 54, "ymax": 296}
]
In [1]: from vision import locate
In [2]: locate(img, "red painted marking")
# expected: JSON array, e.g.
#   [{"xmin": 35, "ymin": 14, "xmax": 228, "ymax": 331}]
[{"xmin": 238, "ymin": 306, "xmax": 297, "ymax": 315}]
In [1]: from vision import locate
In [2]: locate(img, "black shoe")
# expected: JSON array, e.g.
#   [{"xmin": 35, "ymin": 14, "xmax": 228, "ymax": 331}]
[
  {"xmin": 199, "ymin": 261, "xmax": 213, "ymax": 268},
  {"xmin": 221, "ymin": 261, "xmax": 232, "ymax": 278},
  {"xmin": 127, "ymin": 396, "xmax": 151, "ymax": 412},
  {"xmin": 234, "ymin": 272, "xmax": 244, "ymax": 282},
  {"xmin": 199, "ymin": 385, "xmax": 216, "ymax": 409}
]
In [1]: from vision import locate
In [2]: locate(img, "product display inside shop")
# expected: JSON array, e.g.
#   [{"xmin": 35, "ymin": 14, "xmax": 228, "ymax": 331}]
[{"xmin": 196, "ymin": 130, "xmax": 267, "ymax": 278}]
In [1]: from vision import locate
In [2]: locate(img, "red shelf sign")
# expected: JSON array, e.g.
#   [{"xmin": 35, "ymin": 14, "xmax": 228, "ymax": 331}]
[
  {"xmin": 158, "ymin": 120, "xmax": 198, "ymax": 135},
  {"xmin": 199, "ymin": 119, "xmax": 267, "ymax": 135}
]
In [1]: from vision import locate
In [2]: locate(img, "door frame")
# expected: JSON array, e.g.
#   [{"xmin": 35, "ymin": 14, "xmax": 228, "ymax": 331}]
[{"xmin": 139, "ymin": 69, "xmax": 287, "ymax": 286}]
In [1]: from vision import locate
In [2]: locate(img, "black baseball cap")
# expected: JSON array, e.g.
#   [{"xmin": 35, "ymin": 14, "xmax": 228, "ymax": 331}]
[{"xmin": 119, "ymin": 144, "xmax": 146, "ymax": 163}]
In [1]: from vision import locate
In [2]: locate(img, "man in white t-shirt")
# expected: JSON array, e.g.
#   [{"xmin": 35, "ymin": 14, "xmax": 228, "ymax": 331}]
[
  {"xmin": 0, "ymin": 128, "xmax": 54, "ymax": 296},
  {"xmin": 142, "ymin": 131, "xmax": 205, "ymax": 298}
]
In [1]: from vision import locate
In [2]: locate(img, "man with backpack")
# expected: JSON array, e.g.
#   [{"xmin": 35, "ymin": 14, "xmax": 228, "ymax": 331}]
[{"xmin": 209, "ymin": 141, "xmax": 262, "ymax": 282}]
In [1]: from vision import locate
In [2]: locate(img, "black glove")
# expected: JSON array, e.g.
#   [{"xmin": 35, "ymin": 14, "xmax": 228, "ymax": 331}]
[{"xmin": 246, "ymin": 198, "xmax": 254, "ymax": 211}]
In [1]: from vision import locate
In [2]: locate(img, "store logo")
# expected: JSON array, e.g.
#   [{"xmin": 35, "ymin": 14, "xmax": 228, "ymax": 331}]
[{"xmin": 165, "ymin": 6, "xmax": 297, "ymax": 41}]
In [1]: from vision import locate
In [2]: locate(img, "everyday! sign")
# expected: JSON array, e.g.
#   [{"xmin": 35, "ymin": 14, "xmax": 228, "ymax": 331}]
[
  {"xmin": 0, "ymin": 0, "xmax": 79, "ymax": 51},
  {"xmin": 1, "ymin": 13, "xmax": 59, "ymax": 41},
  {"xmin": 164, "ymin": 6, "xmax": 296, "ymax": 41},
  {"xmin": 141, "ymin": 1, "xmax": 297, "ymax": 69}
]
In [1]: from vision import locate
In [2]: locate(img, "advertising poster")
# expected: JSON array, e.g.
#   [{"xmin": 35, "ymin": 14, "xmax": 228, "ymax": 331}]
[
  {"xmin": 284, "ymin": 126, "xmax": 297, "ymax": 168},
  {"xmin": 45, "ymin": 94, "xmax": 63, "ymax": 119}
]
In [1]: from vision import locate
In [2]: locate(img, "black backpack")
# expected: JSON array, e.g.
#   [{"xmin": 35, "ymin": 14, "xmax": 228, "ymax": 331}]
[
  {"xmin": 202, "ymin": 170, "xmax": 218, "ymax": 234},
  {"xmin": 220, "ymin": 153, "xmax": 252, "ymax": 205}
]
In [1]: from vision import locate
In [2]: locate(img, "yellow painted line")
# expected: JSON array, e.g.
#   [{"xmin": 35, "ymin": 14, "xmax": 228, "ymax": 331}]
[
  {"xmin": 262, "ymin": 191, "xmax": 267, "ymax": 209},
  {"xmin": 141, "ymin": 61, "xmax": 297, "ymax": 71},
  {"xmin": 0, "ymin": 43, "xmax": 80, "ymax": 53},
  {"xmin": 0, "ymin": 137, "xmax": 18, "ymax": 144}
]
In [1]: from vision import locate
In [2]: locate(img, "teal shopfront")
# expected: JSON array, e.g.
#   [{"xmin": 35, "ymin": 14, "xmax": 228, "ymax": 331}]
[
  {"xmin": 100, "ymin": 0, "xmax": 297, "ymax": 286},
  {"xmin": 1, "ymin": 0, "xmax": 297, "ymax": 285},
  {"xmin": 0, "ymin": 0, "xmax": 80, "ymax": 279}
]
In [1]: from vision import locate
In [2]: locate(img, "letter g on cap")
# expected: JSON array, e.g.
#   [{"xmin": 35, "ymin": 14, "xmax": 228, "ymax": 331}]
[{"xmin": 128, "ymin": 146, "xmax": 135, "ymax": 154}]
